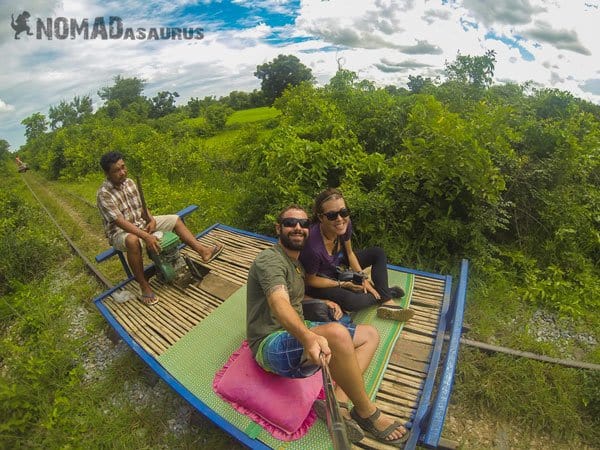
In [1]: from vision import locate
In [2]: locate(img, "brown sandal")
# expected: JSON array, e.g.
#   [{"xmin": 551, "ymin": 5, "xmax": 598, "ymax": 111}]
[
  {"xmin": 313, "ymin": 399, "xmax": 364, "ymax": 443},
  {"xmin": 350, "ymin": 407, "xmax": 410, "ymax": 444}
]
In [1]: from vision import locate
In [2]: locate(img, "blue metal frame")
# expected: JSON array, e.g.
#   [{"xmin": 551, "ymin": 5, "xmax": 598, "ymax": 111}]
[
  {"xmin": 421, "ymin": 259, "xmax": 469, "ymax": 447},
  {"xmin": 93, "ymin": 220, "xmax": 468, "ymax": 449}
]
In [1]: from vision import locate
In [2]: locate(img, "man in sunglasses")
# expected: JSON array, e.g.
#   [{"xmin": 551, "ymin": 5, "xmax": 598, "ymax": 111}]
[{"xmin": 246, "ymin": 205, "xmax": 409, "ymax": 444}]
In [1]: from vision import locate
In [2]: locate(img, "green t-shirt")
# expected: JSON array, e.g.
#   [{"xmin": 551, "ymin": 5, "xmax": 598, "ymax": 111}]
[{"xmin": 246, "ymin": 244, "xmax": 305, "ymax": 356}]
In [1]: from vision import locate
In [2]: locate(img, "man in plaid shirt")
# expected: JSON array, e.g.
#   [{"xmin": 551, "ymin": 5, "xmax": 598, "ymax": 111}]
[{"xmin": 97, "ymin": 151, "xmax": 223, "ymax": 305}]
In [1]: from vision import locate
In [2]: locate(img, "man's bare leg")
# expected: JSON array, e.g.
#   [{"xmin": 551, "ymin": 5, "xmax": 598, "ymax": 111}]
[
  {"xmin": 125, "ymin": 235, "xmax": 153, "ymax": 297},
  {"xmin": 312, "ymin": 322, "xmax": 408, "ymax": 441},
  {"xmin": 172, "ymin": 218, "xmax": 223, "ymax": 262}
]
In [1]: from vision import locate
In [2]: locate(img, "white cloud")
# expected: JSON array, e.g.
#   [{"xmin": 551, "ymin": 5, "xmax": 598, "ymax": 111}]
[
  {"xmin": 0, "ymin": 99, "xmax": 15, "ymax": 112},
  {"xmin": 461, "ymin": 0, "xmax": 545, "ymax": 26}
]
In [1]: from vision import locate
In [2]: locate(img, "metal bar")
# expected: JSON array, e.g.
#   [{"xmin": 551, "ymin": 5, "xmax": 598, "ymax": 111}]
[{"xmin": 320, "ymin": 353, "xmax": 351, "ymax": 450}]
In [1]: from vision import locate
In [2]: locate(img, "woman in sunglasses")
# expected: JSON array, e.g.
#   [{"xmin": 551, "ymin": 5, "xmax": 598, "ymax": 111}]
[{"xmin": 299, "ymin": 188, "xmax": 414, "ymax": 322}]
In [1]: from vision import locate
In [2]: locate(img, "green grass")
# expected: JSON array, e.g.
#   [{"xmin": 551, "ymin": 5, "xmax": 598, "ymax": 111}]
[
  {"xmin": 226, "ymin": 106, "xmax": 280, "ymax": 125},
  {"xmin": 62, "ymin": 172, "xmax": 105, "ymax": 205},
  {"xmin": 453, "ymin": 262, "xmax": 600, "ymax": 447},
  {"xmin": 452, "ymin": 348, "xmax": 600, "ymax": 445}
]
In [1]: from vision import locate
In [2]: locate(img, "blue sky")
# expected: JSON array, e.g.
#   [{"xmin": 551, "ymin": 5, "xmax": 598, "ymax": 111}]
[{"xmin": 1, "ymin": 0, "xmax": 599, "ymax": 148}]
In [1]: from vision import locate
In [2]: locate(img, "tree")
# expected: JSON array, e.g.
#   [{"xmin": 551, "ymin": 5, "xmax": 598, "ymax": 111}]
[
  {"xmin": 21, "ymin": 113, "xmax": 47, "ymax": 142},
  {"xmin": 48, "ymin": 95, "xmax": 92, "ymax": 129},
  {"xmin": 220, "ymin": 90, "xmax": 266, "ymax": 110},
  {"xmin": 407, "ymin": 75, "xmax": 434, "ymax": 94},
  {"xmin": 0, "ymin": 139, "xmax": 10, "ymax": 161},
  {"xmin": 149, "ymin": 91, "xmax": 179, "ymax": 118},
  {"xmin": 73, "ymin": 95, "xmax": 93, "ymax": 120},
  {"xmin": 187, "ymin": 96, "xmax": 218, "ymax": 118},
  {"xmin": 98, "ymin": 75, "xmax": 145, "ymax": 108},
  {"xmin": 445, "ymin": 50, "xmax": 496, "ymax": 88},
  {"xmin": 204, "ymin": 104, "xmax": 232, "ymax": 131},
  {"xmin": 254, "ymin": 54, "xmax": 314, "ymax": 104}
]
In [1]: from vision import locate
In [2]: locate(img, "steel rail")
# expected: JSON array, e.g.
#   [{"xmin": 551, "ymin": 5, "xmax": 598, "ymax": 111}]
[{"xmin": 21, "ymin": 174, "xmax": 112, "ymax": 289}]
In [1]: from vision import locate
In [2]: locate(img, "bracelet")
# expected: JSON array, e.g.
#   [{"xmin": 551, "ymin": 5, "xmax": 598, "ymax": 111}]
[{"xmin": 337, "ymin": 280, "xmax": 341, "ymax": 288}]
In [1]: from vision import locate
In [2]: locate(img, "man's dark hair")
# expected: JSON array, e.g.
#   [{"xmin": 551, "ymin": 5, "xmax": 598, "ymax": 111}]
[
  {"xmin": 100, "ymin": 151, "xmax": 124, "ymax": 172},
  {"xmin": 277, "ymin": 204, "xmax": 307, "ymax": 223}
]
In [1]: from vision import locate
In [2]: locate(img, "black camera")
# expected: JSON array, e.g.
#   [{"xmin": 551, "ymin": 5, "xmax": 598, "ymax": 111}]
[{"xmin": 336, "ymin": 267, "xmax": 367, "ymax": 285}]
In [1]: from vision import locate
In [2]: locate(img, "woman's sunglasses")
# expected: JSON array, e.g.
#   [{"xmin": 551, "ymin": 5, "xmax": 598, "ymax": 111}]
[
  {"xmin": 320, "ymin": 208, "xmax": 350, "ymax": 221},
  {"xmin": 279, "ymin": 218, "xmax": 311, "ymax": 228}
]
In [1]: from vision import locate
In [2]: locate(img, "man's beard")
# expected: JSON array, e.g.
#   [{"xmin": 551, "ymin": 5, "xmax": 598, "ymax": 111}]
[{"xmin": 279, "ymin": 230, "xmax": 307, "ymax": 251}]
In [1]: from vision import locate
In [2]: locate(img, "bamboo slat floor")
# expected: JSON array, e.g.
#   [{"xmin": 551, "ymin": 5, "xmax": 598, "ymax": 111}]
[{"xmin": 99, "ymin": 226, "xmax": 450, "ymax": 449}]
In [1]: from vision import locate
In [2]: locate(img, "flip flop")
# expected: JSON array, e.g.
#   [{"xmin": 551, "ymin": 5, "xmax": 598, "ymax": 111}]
[
  {"xmin": 376, "ymin": 306, "xmax": 414, "ymax": 322},
  {"xmin": 350, "ymin": 406, "xmax": 410, "ymax": 444},
  {"xmin": 203, "ymin": 244, "xmax": 224, "ymax": 263},
  {"xmin": 140, "ymin": 292, "xmax": 159, "ymax": 306}
]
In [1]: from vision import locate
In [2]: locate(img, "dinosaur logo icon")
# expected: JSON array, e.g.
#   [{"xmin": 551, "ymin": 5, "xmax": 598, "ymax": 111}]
[{"xmin": 11, "ymin": 11, "xmax": 34, "ymax": 39}]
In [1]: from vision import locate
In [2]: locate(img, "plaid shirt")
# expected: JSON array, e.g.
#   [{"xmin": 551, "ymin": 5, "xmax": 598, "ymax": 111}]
[{"xmin": 96, "ymin": 178, "xmax": 147, "ymax": 243}]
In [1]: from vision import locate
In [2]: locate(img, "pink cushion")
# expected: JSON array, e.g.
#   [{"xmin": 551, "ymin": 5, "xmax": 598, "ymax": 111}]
[{"xmin": 213, "ymin": 340, "xmax": 323, "ymax": 441}]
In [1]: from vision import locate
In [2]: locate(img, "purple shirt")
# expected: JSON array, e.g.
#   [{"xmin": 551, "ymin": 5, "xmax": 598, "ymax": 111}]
[{"xmin": 299, "ymin": 221, "xmax": 353, "ymax": 278}]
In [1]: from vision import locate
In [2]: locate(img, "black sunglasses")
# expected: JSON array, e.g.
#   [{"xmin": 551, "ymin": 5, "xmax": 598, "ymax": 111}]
[
  {"xmin": 279, "ymin": 218, "xmax": 310, "ymax": 229},
  {"xmin": 320, "ymin": 208, "xmax": 350, "ymax": 221}
]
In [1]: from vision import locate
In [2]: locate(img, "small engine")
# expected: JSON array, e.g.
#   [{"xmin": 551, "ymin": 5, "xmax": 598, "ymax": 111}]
[{"xmin": 148, "ymin": 231, "xmax": 204, "ymax": 287}]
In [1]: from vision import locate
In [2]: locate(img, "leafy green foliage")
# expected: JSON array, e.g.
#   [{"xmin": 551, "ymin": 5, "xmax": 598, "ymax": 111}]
[
  {"xmin": 97, "ymin": 75, "xmax": 145, "ymax": 108},
  {"xmin": 21, "ymin": 112, "xmax": 47, "ymax": 142},
  {"xmin": 445, "ymin": 49, "xmax": 496, "ymax": 88},
  {"xmin": 254, "ymin": 54, "xmax": 314, "ymax": 104},
  {"xmin": 383, "ymin": 95, "xmax": 507, "ymax": 263},
  {"xmin": 204, "ymin": 104, "xmax": 233, "ymax": 131},
  {"xmin": 48, "ymin": 95, "xmax": 93, "ymax": 129},
  {"xmin": 148, "ymin": 90, "xmax": 179, "ymax": 119},
  {"xmin": 0, "ymin": 183, "xmax": 63, "ymax": 294},
  {"xmin": 0, "ymin": 139, "xmax": 10, "ymax": 161}
]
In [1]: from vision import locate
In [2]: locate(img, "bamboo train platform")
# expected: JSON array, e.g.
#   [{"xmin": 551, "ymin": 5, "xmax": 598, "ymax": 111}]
[{"xmin": 93, "ymin": 217, "xmax": 468, "ymax": 450}]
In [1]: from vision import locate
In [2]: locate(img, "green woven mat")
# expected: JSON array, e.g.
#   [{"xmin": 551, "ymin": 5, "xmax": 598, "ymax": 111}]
[{"xmin": 157, "ymin": 270, "xmax": 414, "ymax": 449}]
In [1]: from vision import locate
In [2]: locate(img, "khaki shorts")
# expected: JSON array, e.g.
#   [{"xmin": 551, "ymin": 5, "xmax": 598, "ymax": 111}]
[{"xmin": 110, "ymin": 214, "xmax": 179, "ymax": 252}]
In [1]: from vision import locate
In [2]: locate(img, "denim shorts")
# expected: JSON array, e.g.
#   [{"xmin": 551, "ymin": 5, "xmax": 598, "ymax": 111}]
[{"xmin": 255, "ymin": 315, "xmax": 356, "ymax": 379}]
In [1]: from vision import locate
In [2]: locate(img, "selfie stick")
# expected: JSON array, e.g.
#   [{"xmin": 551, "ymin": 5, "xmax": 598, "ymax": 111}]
[{"xmin": 320, "ymin": 353, "xmax": 351, "ymax": 450}]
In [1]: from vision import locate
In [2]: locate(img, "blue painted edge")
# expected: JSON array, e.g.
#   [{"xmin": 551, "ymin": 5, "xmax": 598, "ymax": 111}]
[
  {"xmin": 387, "ymin": 262, "xmax": 447, "ymax": 281},
  {"xmin": 403, "ymin": 273, "xmax": 454, "ymax": 450},
  {"xmin": 92, "ymin": 282, "xmax": 270, "ymax": 450},
  {"xmin": 421, "ymin": 259, "xmax": 469, "ymax": 447},
  {"xmin": 206, "ymin": 223, "xmax": 278, "ymax": 243}
]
